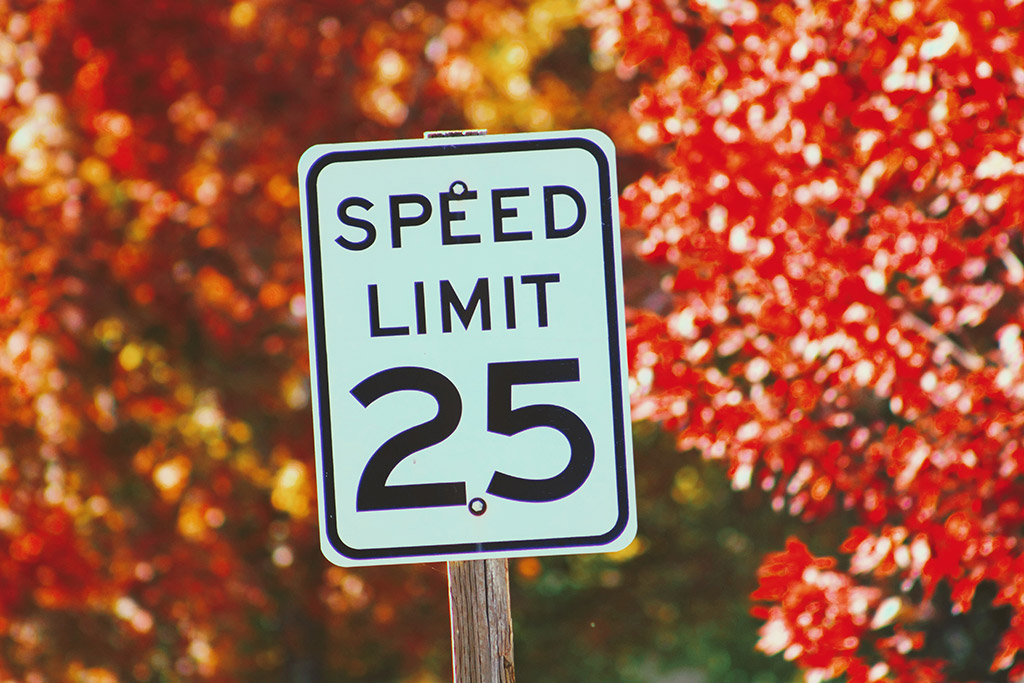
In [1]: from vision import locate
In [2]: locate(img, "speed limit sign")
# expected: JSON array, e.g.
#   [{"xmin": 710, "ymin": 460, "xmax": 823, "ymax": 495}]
[{"xmin": 298, "ymin": 130, "xmax": 636, "ymax": 566}]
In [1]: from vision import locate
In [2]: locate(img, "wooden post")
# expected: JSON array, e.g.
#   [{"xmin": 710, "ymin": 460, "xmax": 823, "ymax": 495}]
[
  {"xmin": 423, "ymin": 128, "xmax": 515, "ymax": 682},
  {"xmin": 447, "ymin": 558, "xmax": 516, "ymax": 682}
]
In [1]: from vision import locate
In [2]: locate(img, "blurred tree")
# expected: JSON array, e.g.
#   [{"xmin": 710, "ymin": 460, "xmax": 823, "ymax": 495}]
[
  {"xmin": 7, "ymin": 0, "xmax": 1024, "ymax": 681},
  {"xmin": 585, "ymin": 0, "xmax": 1024, "ymax": 681}
]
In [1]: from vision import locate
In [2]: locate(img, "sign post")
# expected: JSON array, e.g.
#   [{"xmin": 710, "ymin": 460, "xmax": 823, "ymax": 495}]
[
  {"xmin": 298, "ymin": 127, "xmax": 635, "ymax": 681},
  {"xmin": 448, "ymin": 555, "xmax": 515, "ymax": 682},
  {"xmin": 424, "ymin": 131, "xmax": 516, "ymax": 683}
]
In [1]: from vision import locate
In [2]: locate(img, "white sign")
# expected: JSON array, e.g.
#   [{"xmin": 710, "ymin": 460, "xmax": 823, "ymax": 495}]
[{"xmin": 298, "ymin": 130, "xmax": 635, "ymax": 566}]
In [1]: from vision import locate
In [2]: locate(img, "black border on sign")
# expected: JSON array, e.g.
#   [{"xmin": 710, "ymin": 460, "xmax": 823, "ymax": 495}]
[{"xmin": 303, "ymin": 136, "xmax": 630, "ymax": 562}]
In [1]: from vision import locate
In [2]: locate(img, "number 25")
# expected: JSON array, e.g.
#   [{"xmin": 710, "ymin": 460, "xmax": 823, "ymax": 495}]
[{"xmin": 350, "ymin": 359, "xmax": 595, "ymax": 511}]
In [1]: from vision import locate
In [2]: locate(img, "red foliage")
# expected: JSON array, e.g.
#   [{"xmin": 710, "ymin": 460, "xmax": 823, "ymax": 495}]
[{"xmin": 590, "ymin": 0, "xmax": 1024, "ymax": 678}]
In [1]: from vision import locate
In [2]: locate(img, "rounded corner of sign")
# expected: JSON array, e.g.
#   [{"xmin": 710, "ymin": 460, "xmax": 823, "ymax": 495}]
[
  {"xmin": 600, "ymin": 511, "xmax": 638, "ymax": 554},
  {"xmin": 568, "ymin": 129, "xmax": 615, "ymax": 163},
  {"xmin": 321, "ymin": 528, "xmax": 364, "ymax": 567},
  {"xmin": 298, "ymin": 146, "xmax": 333, "ymax": 181},
  {"xmin": 578, "ymin": 128, "xmax": 616, "ymax": 150},
  {"xmin": 320, "ymin": 544, "xmax": 357, "ymax": 568}
]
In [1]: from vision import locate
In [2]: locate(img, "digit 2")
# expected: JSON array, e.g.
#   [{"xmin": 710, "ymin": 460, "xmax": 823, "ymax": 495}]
[{"xmin": 350, "ymin": 366, "xmax": 466, "ymax": 511}]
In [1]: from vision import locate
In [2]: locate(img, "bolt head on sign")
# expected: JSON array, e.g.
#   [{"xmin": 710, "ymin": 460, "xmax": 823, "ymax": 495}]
[{"xmin": 298, "ymin": 129, "xmax": 636, "ymax": 567}]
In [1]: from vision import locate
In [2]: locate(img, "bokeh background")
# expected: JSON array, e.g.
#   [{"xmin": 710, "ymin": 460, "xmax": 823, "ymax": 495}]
[{"xmin": 2, "ymin": 0, "xmax": 1024, "ymax": 681}]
